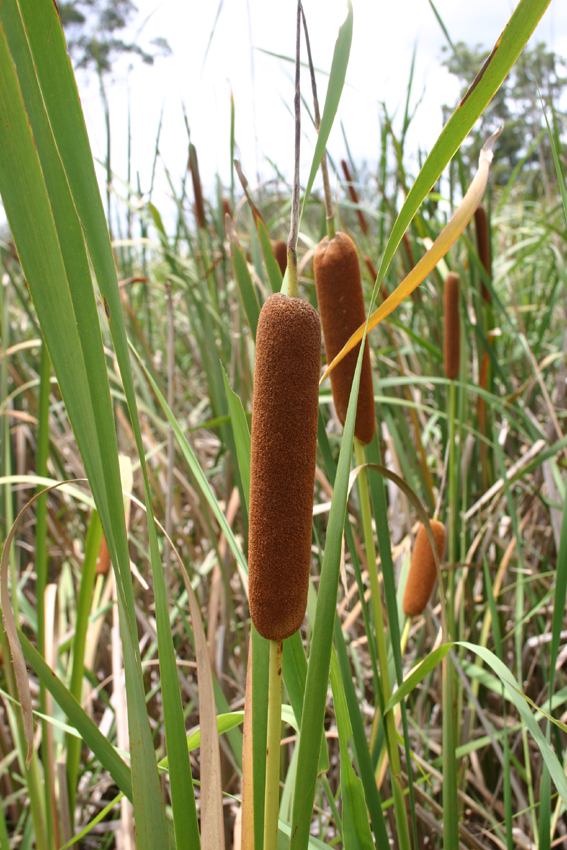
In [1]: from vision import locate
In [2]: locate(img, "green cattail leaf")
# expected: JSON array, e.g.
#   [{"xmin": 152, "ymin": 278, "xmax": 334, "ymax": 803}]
[
  {"xmin": 230, "ymin": 239, "xmax": 261, "ymax": 338},
  {"xmin": 2, "ymin": 1, "xmax": 198, "ymax": 844},
  {"xmin": 541, "ymin": 97, "xmax": 567, "ymax": 228},
  {"xmin": 300, "ymin": 1, "xmax": 353, "ymax": 220},
  {"xmin": 369, "ymin": 0, "xmax": 552, "ymax": 304},
  {"xmin": 66, "ymin": 510, "xmax": 103, "ymax": 812},
  {"xmin": 252, "ymin": 626, "xmax": 269, "ymax": 850},
  {"xmin": 330, "ymin": 651, "xmax": 374, "ymax": 850},
  {"xmin": 459, "ymin": 642, "xmax": 567, "ymax": 806},
  {"xmin": 18, "ymin": 632, "xmax": 133, "ymax": 801},
  {"xmin": 132, "ymin": 343, "xmax": 249, "ymax": 577},
  {"xmin": 382, "ymin": 643, "xmax": 453, "ymax": 714},
  {"xmin": 282, "ymin": 631, "xmax": 330, "ymax": 776},
  {"xmin": 381, "ymin": 637, "xmax": 567, "ymax": 808},
  {"xmin": 256, "ymin": 218, "xmax": 283, "ymax": 294},
  {"xmin": 291, "ymin": 331, "xmax": 365, "ymax": 850},
  {"xmin": 221, "ymin": 365, "xmax": 251, "ymax": 511},
  {"xmin": 333, "ymin": 618, "xmax": 389, "ymax": 845}
]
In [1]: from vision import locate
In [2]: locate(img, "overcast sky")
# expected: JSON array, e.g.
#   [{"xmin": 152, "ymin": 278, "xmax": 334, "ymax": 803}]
[{"xmin": 76, "ymin": 0, "xmax": 567, "ymax": 221}]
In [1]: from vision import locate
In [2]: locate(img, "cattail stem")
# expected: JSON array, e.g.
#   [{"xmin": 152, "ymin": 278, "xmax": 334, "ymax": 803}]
[
  {"xmin": 354, "ymin": 439, "xmax": 412, "ymax": 850},
  {"xmin": 447, "ymin": 379, "xmax": 457, "ymax": 639},
  {"xmin": 444, "ymin": 271, "xmax": 460, "ymax": 637},
  {"xmin": 263, "ymin": 639, "xmax": 283, "ymax": 850},
  {"xmin": 286, "ymin": 1, "xmax": 301, "ymax": 301}
]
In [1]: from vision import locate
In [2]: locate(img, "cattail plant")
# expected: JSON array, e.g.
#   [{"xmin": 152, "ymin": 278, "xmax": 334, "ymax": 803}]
[
  {"xmin": 246, "ymin": 8, "xmax": 320, "ymax": 848},
  {"xmin": 248, "ymin": 293, "xmax": 321, "ymax": 850},
  {"xmin": 309, "ymin": 36, "xmax": 414, "ymax": 843},
  {"xmin": 403, "ymin": 521, "xmax": 446, "ymax": 617}
]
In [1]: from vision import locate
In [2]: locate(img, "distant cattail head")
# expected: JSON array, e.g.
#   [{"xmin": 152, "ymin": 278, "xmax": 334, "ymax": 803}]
[
  {"xmin": 96, "ymin": 535, "xmax": 111, "ymax": 576},
  {"xmin": 221, "ymin": 197, "xmax": 232, "ymax": 220},
  {"xmin": 248, "ymin": 293, "xmax": 321, "ymax": 642},
  {"xmin": 364, "ymin": 255, "xmax": 389, "ymax": 301},
  {"xmin": 474, "ymin": 204, "xmax": 491, "ymax": 303},
  {"xmin": 314, "ymin": 232, "xmax": 375, "ymax": 445},
  {"xmin": 272, "ymin": 240, "xmax": 288, "ymax": 277},
  {"xmin": 403, "ymin": 520, "xmax": 446, "ymax": 617},
  {"xmin": 189, "ymin": 143, "xmax": 206, "ymax": 229},
  {"xmin": 221, "ymin": 198, "xmax": 232, "ymax": 237},
  {"xmin": 443, "ymin": 272, "xmax": 460, "ymax": 381},
  {"xmin": 341, "ymin": 159, "xmax": 369, "ymax": 235}
]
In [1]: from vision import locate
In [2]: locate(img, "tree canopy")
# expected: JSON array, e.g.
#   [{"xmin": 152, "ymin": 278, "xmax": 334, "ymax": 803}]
[
  {"xmin": 442, "ymin": 42, "xmax": 567, "ymax": 189},
  {"xmin": 57, "ymin": 0, "xmax": 170, "ymax": 74}
]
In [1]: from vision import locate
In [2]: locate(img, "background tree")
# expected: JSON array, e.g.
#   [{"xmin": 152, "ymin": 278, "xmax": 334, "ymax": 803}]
[
  {"xmin": 58, "ymin": 0, "xmax": 170, "ymax": 74},
  {"xmin": 442, "ymin": 42, "xmax": 567, "ymax": 191},
  {"xmin": 56, "ymin": 0, "xmax": 171, "ymax": 233}
]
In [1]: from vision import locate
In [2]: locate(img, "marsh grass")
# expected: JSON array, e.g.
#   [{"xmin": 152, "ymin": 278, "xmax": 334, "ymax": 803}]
[{"xmin": 0, "ymin": 0, "xmax": 566, "ymax": 848}]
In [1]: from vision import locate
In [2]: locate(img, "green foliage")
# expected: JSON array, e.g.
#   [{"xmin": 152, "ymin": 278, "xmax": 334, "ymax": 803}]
[
  {"xmin": 59, "ymin": 0, "xmax": 171, "ymax": 73},
  {"xmin": 442, "ymin": 41, "xmax": 567, "ymax": 186},
  {"xmin": 1, "ymin": 0, "xmax": 566, "ymax": 846}
]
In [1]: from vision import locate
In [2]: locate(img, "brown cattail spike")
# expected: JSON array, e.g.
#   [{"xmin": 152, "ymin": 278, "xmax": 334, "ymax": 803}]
[
  {"xmin": 403, "ymin": 521, "xmax": 446, "ymax": 617},
  {"xmin": 189, "ymin": 143, "xmax": 205, "ymax": 229},
  {"xmin": 474, "ymin": 205, "xmax": 491, "ymax": 303},
  {"xmin": 314, "ymin": 232, "xmax": 375, "ymax": 446},
  {"xmin": 443, "ymin": 272, "xmax": 460, "ymax": 381},
  {"xmin": 273, "ymin": 240, "xmax": 288, "ymax": 277},
  {"xmin": 248, "ymin": 293, "xmax": 321, "ymax": 641},
  {"xmin": 340, "ymin": 159, "xmax": 368, "ymax": 235}
]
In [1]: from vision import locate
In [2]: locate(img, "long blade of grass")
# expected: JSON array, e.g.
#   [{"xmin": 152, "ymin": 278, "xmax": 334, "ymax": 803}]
[
  {"xmin": 222, "ymin": 367, "xmax": 251, "ymax": 511},
  {"xmin": 541, "ymin": 98, "xmax": 567, "ymax": 835},
  {"xmin": 230, "ymin": 240, "xmax": 261, "ymax": 338},
  {"xmin": 252, "ymin": 626, "xmax": 269, "ymax": 850},
  {"xmin": 290, "ymin": 338, "xmax": 365, "ymax": 850},
  {"xmin": 132, "ymin": 342, "xmax": 249, "ymax": 576},
  {"xmin": 256, "ymin": 218, "xmax": 284, "ymax": 294},
  {"xmin": 322, "ymin": 0, "xmax": 552, "ymax": 381},
  {"xmin": 66, "ymin": 510, "xmax": 103, "ymax": 813},
  {"xmin": 300, "ymin": 1, "xmax": 352, "ymax": 221},
  {"xmin": 329, "ymin": 650, "xmax": 374, "ymax": 850},
  {"xmin": 381, "ymin": 638, "xmax": 567, "ymax": 806},
  {"xmin": 373, "ymin": 0, "xmax": 551, "ymax": 290},
  {"xmin": 4, "ymin": 2, "xmax": 196, "ymax": 843},
  {"xmin": 18, "ymin": 632, "xmax": 133, "ymax": 801}
]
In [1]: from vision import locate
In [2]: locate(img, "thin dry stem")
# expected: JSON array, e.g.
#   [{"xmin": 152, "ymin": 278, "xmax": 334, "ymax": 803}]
[
  {"xmin": 287, "ymin": 0, "xmax": 302, "ymax": 297},
  {"xmin": 301, "ymin": 5, "xmax": 334, "ymax": 227}
]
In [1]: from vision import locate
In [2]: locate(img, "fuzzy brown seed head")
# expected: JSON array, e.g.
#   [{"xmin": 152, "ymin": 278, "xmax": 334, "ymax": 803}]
[
  {"xmin": 444, "ymin": 272, "xmax": 460, "ymax": 381},
  {"xmin": 273, "ymin": 240, "xmax": 288, "ymax": 277},
  {"xmin": 403, "ymin": 521, "xmax": 446, "ymax": 617},
  {"xmin": 474, "ymin": 205, "xmax": 491, "ymax": 303},
  {"xmin": 314, "ymin": 232, "xmax": 375, "ymax": 445},
  {"xmin": 248, "ymin": 293, "xmax": 321, "ymax": 641},
  {"xmin": 189, "ymin": 144, "xmax": 205, "ymax": 229}
]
